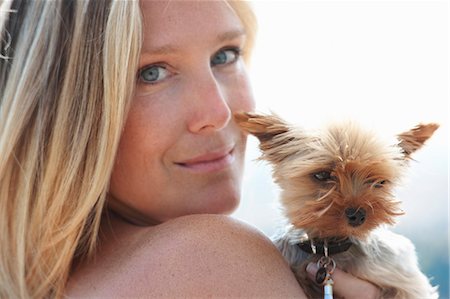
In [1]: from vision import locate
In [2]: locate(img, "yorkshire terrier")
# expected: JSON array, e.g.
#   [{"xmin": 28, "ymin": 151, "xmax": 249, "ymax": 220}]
[{"xmin": 235, "ymin": 112, "xmax": 439, "ymax": 299}]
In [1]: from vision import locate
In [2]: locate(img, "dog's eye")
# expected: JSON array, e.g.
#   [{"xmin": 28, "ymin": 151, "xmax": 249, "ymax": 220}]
[
  {"xmin": 313, "ymin": 171, "xmax": 333, "ymax": 182},
  {"xmin": 374, "ymin": 180, "xmax": 388, "ymax": 188},
  {"xmin": 367, "ymin": 179, "xmax": 389, "ymax": 188}
]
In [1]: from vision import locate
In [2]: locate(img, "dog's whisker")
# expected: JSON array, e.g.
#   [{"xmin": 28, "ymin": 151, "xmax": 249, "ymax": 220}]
[
  {"xmin": 315, "ymin": 201, "xmax": 334, "ymax": 218},
  {"xmin": 366, "ymin": 201, "xmax": 375, "ymax": 214},
  {"xmin": 316, "ymin": 186, "xmax": 336, "ymax": 202}
]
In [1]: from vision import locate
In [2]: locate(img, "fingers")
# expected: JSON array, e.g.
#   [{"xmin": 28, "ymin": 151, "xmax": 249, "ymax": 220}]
[{"xmin": 306, "ymin": 262, "xmax": 381, "ymax": 299}]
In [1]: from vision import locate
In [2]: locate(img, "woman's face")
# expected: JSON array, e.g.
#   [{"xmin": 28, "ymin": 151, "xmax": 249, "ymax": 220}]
[{"xmin": 109, "ymin": 1, "xmax": 255, "ymax": 223}]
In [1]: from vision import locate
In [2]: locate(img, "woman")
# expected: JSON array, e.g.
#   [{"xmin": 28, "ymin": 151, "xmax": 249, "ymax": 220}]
[{"xmin": 0, "ymin": 1, "xmax": 380, "ymax": 298}]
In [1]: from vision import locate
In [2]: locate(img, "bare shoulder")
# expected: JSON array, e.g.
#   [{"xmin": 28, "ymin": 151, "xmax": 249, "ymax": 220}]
[{"xmin": 66, "ymin": 214, "xmax": 305, "ymax": 298}]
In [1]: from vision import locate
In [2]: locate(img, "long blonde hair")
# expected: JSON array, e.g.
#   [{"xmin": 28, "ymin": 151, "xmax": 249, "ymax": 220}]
[
  {"xmin": 0, "ymin": 1, "xmax": 256, "ymax": 298},
  {"xmin": 0, "ymin": 0, "xmax": 142, "ymax": 297}
]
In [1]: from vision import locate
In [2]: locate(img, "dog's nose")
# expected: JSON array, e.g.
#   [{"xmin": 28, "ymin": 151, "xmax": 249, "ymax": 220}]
[{"xmin": 345, "ymin": 207, "xmax": 366, "ymax": 227}]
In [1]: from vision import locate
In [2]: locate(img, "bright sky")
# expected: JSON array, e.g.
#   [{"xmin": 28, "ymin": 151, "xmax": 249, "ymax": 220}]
[{"xmin": 234, "ymin": 1, "xmax": 448, "ymax": 242}]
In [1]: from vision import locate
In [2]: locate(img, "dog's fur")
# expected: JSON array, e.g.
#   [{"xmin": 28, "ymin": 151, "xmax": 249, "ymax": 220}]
[{"xmin": 235, "ymin": 112, "xmax": 439, "ymax": 298}]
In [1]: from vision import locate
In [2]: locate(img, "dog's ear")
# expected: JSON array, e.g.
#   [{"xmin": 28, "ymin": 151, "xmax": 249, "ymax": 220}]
[
  {"xmin": 234, "ymin": 111, "xmax": 290, "ymax": 142},
  {"xmin": 397, "ymin": 123, "xmax": 439, "ymax": 158},
  {"xmin": 234, "ymin": 112, "xmax": 298, "ymax": 163}
]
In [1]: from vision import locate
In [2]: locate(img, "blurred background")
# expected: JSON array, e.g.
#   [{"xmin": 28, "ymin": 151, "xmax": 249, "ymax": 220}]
[{"xmin": 232, "ymin": 1, "xmax": 449, "ymax": 297}]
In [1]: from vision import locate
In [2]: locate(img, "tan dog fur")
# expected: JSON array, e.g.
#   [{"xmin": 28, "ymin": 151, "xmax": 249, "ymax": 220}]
[{"xmin": 235, "ymin": 112, "xmax": 439, "ymax": 298}]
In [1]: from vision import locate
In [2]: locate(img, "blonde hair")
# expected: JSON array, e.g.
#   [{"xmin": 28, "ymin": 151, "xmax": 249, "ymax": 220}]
[
  {"xmin": 0, "ymin": 0, "xmax": 142, "ymax": 297},
  {"xmin": 0, "ymin": 1, "xmax": 256, "ymax": 298},
  {"xmin": 227, "ymin": 1, "xmax": 258, "ymax": 63}
]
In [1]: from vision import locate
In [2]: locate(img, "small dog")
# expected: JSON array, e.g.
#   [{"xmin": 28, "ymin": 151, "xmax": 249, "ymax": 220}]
[{"xmin": 235, "ymin": 112, "xmax": 439, "ymax": 298}]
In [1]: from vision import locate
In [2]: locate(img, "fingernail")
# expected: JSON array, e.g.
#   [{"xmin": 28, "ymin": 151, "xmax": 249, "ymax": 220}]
[{"xmin": 306, "ymin": 262, "xmax": 319, "ymax": 281}]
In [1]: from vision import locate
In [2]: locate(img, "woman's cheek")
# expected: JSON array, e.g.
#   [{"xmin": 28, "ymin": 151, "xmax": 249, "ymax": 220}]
[{"xmin": 222, "ymin": 66, "xmax": 255, "ymax": 112}]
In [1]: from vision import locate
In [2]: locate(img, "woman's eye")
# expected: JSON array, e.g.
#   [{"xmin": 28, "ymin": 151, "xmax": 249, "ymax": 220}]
[
  {"xmin": 139, "ymin": 65, "xmax": 171, "ymax": 84},
  {"xmin": 211, "ymin": 48, "xmax": 241, "ymax": 66}
]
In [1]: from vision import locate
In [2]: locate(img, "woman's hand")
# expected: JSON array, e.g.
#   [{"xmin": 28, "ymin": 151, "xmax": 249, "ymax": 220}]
[{"xmin": 307, "ymin": 262, "xmax": 381, "ymax": 299}]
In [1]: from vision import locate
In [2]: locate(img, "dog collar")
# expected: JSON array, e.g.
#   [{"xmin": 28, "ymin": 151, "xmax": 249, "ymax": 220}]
[{"xmin": 297, "ymin": 238, "xmax": 353, "ymax": 255}]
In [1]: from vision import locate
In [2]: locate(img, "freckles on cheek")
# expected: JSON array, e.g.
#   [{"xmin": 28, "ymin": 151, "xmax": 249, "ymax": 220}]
[
  {"xmin": 124, "ymin": 102, "xmax": 181, "ymax": 170},
  {"xmin": 124, "ymin": 101, "xmax": 163, "ymax": 143},
  {"xmin": 227, "ymin": 72, "xmax": 255, "ymax": 112}
]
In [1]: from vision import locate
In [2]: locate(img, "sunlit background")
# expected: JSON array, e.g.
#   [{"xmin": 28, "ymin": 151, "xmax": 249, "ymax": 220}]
[{"xmin": 232, "ymin": 1, "xmax": 449, "ymax": 297}]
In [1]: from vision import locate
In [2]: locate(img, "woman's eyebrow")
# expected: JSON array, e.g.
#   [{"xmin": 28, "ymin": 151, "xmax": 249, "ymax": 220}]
[
  {"xmin": 216, "ymin": 29, "xmax": 246, "ymax": 43},
  {"xmin": 141, "ymin": 29, "xmax": 246, "ymax": 57},
  {"xmin": 143, "ymin": 44, "xmax": 181, "ymax": 56}
]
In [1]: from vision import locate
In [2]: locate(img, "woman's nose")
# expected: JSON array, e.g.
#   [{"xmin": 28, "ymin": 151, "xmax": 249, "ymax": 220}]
[{"xmin": 186, "ymin": 71, "xmax": 231, "ymax": 134}]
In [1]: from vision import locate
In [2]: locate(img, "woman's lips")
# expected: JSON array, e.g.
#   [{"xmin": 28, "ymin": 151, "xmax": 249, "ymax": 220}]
[{"xmin": 175, "ymin": 147, "xmax": 235, "ymax": 173}]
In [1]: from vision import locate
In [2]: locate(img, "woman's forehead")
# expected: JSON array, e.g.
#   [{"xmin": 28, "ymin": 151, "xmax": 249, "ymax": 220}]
[{"xmin": 140, "ymin": 0, "xmax": 244, "ymax": 53}]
